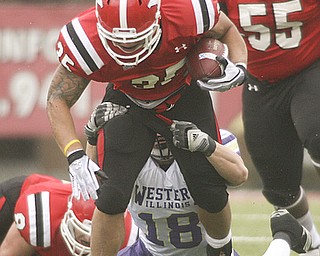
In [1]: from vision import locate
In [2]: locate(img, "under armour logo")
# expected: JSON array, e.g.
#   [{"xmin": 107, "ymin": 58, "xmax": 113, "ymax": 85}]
[
  {"xmin": 247, "ymin": 83, "xmax": 259, "ymax": 92},
  {"xmin": 165, "ymin": 104, "xmax": 174, "ymax": 111},
  {"xmin": 175, "ymin": 44, "xmax": 187, "ymax": 53}
]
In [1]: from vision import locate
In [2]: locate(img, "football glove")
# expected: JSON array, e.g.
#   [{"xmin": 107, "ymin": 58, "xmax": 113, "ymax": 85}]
[
  {"xmin": 84, "ymin": 102, "xmax": 128, "ymax": 145},
  {"xmin": 197, "ymin": 56, "xmax": 247, "ymax": 92},
  {"xmin": 68, "ymin": 150, "xmax": 104, "ymax": 200},
  {"xmin": 170, "ymin": 120, "xmax": 216, "ymax": 156}
]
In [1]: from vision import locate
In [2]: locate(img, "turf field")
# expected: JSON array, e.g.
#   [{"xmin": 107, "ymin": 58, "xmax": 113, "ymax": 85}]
[{"xmin": 229, "ymin": 189, "xmax": 320, "ymax": 256}]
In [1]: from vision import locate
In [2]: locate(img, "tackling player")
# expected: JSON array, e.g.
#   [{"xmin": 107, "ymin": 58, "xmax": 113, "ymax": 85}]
[
  {"xmin": 85, "ymin": 102, "xmax": 248, "ymax": 256},
  {"xmin": 217, "ymin": 1, "xmax": 320, "ymax": 255},
  {"xmin": 46, "ymin": 0, "xmax": 248, "ymax": 255},
  {"xmin": 0, "ymin": 174, "xmax": 137, "ymax": 256}
]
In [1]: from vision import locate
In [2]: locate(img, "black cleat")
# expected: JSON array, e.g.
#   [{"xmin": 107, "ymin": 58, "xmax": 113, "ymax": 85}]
[{"xmin": 270, "ymin": 209, "xmax": 312, "ymax": 254}]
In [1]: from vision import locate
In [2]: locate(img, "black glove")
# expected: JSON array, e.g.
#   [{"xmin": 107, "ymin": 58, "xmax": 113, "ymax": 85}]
[
  {"xmin": 170, "ymin": 120, "xmax": 216, "ymax": 157},
  {"xmin": 84, "ymin": 102, "xmax": 128, "ymax": 145}
]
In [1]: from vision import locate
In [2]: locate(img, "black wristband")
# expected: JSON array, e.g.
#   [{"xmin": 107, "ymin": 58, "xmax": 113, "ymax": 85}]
[
  {"xmin": 84, "ymin": 125, "xmax": 98, "ymax": 146},
  {"xmin": 205, "ymin": 136, "xmax": 217, "ymax": 157},
  {"xmin": 67, "ymin": 150, "xmax": 86, "ymax": 165}
]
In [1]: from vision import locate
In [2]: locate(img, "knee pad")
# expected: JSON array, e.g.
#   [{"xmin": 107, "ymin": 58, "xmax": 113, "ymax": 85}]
[
  {"xmin": 95, "ymin": 184, "xmax": 129, "ymax": 214},
  {"xmin": 195, "ymin": 187, "xmax": 228, "ymax": 213},
  {"xmin": 263, "ymin": 188, "xmax": 300, "ymax": 208}
]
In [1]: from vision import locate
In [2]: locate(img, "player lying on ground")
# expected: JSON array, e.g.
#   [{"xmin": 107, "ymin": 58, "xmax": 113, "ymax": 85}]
[{"xmin": 0, "ymin": 174, "xmax": 137, "ymax": 256}]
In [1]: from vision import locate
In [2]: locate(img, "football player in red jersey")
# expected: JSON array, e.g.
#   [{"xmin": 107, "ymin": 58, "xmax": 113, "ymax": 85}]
[
  {"xmin": 0, "ymin": 174, "xmax": 137, "ymax": 256},
  {"xmin": 46, "ymin": 0, "xmax": 248, "ymax": 255},
  {"xmin": 218, "ymin": 0, "xmax": 320, "ymax": 255}
]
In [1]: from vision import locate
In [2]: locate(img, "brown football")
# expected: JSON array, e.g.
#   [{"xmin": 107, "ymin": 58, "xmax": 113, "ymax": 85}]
[{"xmin": 186, "ymin": 38, "xmax": 227, "ymax": 80}]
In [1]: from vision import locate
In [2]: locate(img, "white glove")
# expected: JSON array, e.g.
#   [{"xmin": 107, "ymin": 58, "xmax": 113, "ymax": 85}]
[
  {"xmin": 170, "ymin": 120, "xmax": 216, "ymax": 156},
  {"xmin": 84, "ymin": 102, "xmax": 128, "ymax": 145},
  {"xmin": 197, "ymin": 56, "xmax": 247, "ymax": 92},
  {"xmin": 68, "ymin": 150, "xmax": 101, "ymax": 200}
]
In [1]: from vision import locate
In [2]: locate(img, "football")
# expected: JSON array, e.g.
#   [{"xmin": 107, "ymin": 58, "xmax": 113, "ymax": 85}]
[{"xmin": 186, "ymin": 38, "xmax": 227, "ymax": 80}]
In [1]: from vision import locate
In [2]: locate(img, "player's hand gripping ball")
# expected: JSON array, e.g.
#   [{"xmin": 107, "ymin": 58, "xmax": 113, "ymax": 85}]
[{"xmin": 186, "ymin": 38, "xmax": 228, "ymax": 80}]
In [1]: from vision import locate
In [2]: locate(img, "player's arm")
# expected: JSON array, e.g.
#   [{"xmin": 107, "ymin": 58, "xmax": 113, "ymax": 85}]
[
  {"xmin": 0, "ymin": 223, "xmax": 35, "ymax": 256},
  {"xmin": 47, "ymin": 64, "xmax": 89, "ymax": 153},
  {"xmin": 207, "ymin": 142, "xmax": 247, "ymax": 186},
  {"xmin": 86, "ymin": 142, "xmax": 98, "ymax": 163},
  {"xmin": 198, "ymin": 12, "xmax": 248, "ymax": 92},
  {"xmin": 170, "ymin": 120, "xmax": 248, "ymax": 186},
  {"xmin": 47, "ymin": 64, "xmax": 101, "ymax": 200},
  {"xmin": 208, "ymin": 12, "xmax": 247, "ymax": 66}
]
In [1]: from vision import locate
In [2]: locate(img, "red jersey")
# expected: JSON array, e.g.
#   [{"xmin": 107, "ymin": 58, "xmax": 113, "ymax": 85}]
[
  {"xmin": 56, "ymin": 0, "xmax": 220, "ymax": 101},
  {"xmin": 14, "ymin": 177, "xmax": 72, "ymax": 256},
  {"xmin": 220, "ymin": 0, "xmax": 320, "ymax": 83}
]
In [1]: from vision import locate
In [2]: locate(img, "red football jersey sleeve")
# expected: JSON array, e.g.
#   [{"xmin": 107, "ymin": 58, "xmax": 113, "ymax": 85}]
[
  {"xmin": 15, "ymin": 181, "xmax": 72, "ymax": 256},
  {"xmin": 56, "ymin": 0, "xmax": 220, "ymax": 101},
  {"xmin": 220, "ymin": 0, "xmax": 320, "ymax": 82}
]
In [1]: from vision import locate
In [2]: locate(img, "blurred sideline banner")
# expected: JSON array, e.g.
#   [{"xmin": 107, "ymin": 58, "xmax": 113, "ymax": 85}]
[{"xmin": 0, "ymin": 4, "xmax": 242, "ymax": 138}]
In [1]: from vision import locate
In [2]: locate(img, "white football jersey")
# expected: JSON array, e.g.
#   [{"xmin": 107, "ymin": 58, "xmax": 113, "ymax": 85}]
[{"xmin": 127, "ymin": 158, "xmax": 207, "ymax": 256}]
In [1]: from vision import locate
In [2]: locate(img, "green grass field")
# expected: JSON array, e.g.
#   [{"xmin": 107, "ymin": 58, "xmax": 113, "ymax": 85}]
[{"xmin": 229, "ymin": 189, "xmax": 320, "ymax": 256}]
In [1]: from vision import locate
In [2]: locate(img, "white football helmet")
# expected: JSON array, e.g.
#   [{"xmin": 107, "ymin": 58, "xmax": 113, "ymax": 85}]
[
  {"xmin": 60, "ymin": 196, "xmax": 95, "ymax": 256},
  {"xmin": 220, "ymin": 129, "xmax": 240, "ymax": 155},
  {"xmin": 96, "ymin": 0, "xmax": 162, "ymax": 66},
  {"xmin": 151, "ymin": 134, "xmax": 174, "ymax": 168}
]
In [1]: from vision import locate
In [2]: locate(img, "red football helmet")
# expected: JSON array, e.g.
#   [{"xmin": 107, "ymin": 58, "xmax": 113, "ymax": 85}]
[
  {"xmin": 60, "ymin": 196, "xmax": 95, "ymax": 256},
  {"xmin": 96, "ymin": 0, "xmax": 162, "ymax": 66}
]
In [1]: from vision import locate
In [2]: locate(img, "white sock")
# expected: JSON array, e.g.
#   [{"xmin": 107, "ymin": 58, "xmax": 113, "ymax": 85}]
[
  {"xmin": 298, "ymin": 211, "xmax": 320, "ymax": 248},
  {"xmin": 262, "ymin": 239, "xmax": 291, "ymax": 256},
  {"xmin": 205, "ymin": 230, "xmax": 232, "ymax": 248}
]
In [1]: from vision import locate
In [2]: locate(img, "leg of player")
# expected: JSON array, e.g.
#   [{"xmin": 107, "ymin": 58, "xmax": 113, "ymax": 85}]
[
  {"xmin": 91, "ymin": 208, "xmax": 125, "ymax": 256},
  {"xmin": 304, "ymin": 160, "xmax": 320, "ymax": 256},
  {"xmin": 198, "ymin": 202, "xmax": 234, "ymax": 256}
]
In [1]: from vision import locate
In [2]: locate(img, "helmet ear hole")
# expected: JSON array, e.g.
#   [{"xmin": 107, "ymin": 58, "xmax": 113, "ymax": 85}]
[{"xmin": 96, "ymin": 0, "xmax": 162, "ymax": 66}]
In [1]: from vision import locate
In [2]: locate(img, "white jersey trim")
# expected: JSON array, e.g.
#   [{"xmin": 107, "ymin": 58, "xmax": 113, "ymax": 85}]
[
  {"xmin": 191, "ymin": 0, "xmax": 215, "ymax": 34},
  {"xmin": 61, "ymin": 18, "xmax": 104, "ymax": 75},
  {"xmin": 27, "ymin": 194, "xmax": 37, "ymax": 246},
  {"xmin": 27, "ymin": 191, "xmax": 51, "ymax": 247},
  {"xmin": 61, "ymin": 25, "xmax": 91, "ymax": 75},
  {"xmin": 72, "ymin": 18, "xmax": 104, "ymax": 69}
]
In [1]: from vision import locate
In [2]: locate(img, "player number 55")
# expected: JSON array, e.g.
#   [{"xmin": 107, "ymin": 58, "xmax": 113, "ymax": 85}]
[{"xmin": 238, "ymin": 0, "xmax": 302, "ymax": 51}]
